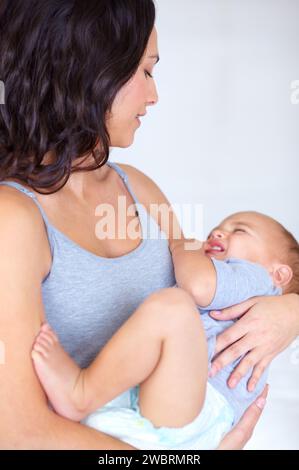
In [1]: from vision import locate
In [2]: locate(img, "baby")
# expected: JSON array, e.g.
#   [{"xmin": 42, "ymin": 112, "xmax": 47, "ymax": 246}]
[{"xmin": 31, "ymin": 211, "xmax": 299, "ymax": 449}]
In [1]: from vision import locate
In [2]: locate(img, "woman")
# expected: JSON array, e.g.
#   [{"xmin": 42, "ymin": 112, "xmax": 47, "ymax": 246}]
[{"xmin": 0, "ymin": 0, "xmax": 298, "ymax": 449}]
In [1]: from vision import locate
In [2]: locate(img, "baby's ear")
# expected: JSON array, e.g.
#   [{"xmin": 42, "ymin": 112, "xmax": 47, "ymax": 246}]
[{"xmin": 271, "ymin": 264, "xmax": 293, "ymax": 288}]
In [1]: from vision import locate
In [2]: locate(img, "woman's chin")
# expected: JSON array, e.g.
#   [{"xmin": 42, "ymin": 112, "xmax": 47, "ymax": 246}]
[{"xmin": 112, "ymin": 135, "xmax": 135, "ymax": 148}]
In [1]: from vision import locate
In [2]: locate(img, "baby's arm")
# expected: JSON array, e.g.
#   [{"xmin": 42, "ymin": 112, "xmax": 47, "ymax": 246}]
[
  {"xmin": 198, "ymin": 258, "xmax": 281, "ymax": 310},
  {"xmin": 170, "ymin": 238, "xmax": 281, "ymax": 310},
  {"xmin": 199, "ymin": 258, "xmax": 282, "ymax": 311},
  {"xmin": 170, "ymin": 239, "xmax": 217, "ymax": 307}
]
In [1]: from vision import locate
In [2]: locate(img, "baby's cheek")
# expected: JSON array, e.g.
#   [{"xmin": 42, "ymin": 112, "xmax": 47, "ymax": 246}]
[{"xmin": 227, "ymin": 240, "xmax": 248, "ymax": 259}]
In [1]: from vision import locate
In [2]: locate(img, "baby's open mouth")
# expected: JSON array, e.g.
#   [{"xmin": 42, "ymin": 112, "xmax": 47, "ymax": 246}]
[{"xmin": 204, "ymin": 241, "xmax": 225, "ymax": 255}]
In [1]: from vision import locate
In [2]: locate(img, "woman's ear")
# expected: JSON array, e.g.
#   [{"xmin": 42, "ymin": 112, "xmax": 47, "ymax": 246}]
[{"xmin": 272, "ymin": 264, "xmax": 293, "ymax": 288}]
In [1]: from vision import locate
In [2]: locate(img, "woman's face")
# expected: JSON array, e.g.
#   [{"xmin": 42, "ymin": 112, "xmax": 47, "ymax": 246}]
[{"xmin": 106, "ymin": 27, "xmax": 159, "ymax": 148}]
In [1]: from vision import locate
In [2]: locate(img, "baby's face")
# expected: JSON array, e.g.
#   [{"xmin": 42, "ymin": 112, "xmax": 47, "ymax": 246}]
[{"xmin": 203, "ymin": 212, "xmax": 282, "ymax": 269}]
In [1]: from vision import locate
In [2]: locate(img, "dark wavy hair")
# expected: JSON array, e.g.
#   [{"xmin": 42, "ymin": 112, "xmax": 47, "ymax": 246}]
[{"xmin": 0, "ymin": 0, "xmax": 155, "ymax": 194}]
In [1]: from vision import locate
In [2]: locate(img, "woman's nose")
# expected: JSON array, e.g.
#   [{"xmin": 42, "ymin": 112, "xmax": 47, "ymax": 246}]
[{"xmin": 147, "ymin": 80, "xmax": 159, "ymax": 106}]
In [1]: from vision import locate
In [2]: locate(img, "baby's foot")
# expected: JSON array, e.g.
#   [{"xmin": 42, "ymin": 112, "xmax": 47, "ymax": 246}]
[{"xmin": 31, "ymin": 323, "xmax": 87, "ymax": 421}]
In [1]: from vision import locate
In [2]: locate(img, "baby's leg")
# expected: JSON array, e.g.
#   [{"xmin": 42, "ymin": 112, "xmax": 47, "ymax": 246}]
[
  {"xmin": 85, "ymin": 288, "xmax": 208, "ymax": 428},
  {"xmin": 32, "ymin": 288, "xmax": 208, "ymax": 427}
]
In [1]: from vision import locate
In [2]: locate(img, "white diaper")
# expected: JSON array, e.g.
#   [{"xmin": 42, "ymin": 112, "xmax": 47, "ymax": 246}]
[{"xmin": 82, "ymin": 382, "xmax": 234, "ymax": 450}]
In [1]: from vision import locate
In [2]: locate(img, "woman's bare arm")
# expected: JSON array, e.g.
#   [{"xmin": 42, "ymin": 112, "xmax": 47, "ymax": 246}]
[{"xmin": 0, "ymin": 189, "xmax": 136, "ymax": 449}]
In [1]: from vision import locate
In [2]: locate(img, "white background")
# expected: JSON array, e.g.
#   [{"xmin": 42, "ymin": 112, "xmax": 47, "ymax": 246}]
[{"xmin": 111, "ymin": 0, "xmax": 299, "ymax": 449}]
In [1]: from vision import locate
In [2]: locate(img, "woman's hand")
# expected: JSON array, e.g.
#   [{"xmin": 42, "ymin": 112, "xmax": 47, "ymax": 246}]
[
  {"xmin": 217, "ymin": 385, "xmax": 269, "ymax": 449},
  {"xmin": 209, "ymin": 294, "xmax": 299, "ymax": 391}
]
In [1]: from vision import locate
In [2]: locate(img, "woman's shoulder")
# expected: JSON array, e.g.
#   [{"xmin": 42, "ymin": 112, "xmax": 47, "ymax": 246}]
[
  {"xmin": 0, "ymin": 184, "xmax": 52, "ymax": 281},
  {"xmin": 0, "ymin": 182, "xmax": 45, "ymax": 226},
  {"xmin": 115, "ymin": 162, "xmax": 168, "ymax": 206},
  {"xmin": 115, "ymin": 162, "xmax": 184, "ymax": 243}
]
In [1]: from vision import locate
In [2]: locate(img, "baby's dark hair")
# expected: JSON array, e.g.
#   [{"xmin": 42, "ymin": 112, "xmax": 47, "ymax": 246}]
[
  {"xmin": 277, "ymin": 224, "xmax": 299, "ymax": 295},
  {"xmin": 0, "ymin": 0, "xmax": 156, "ymax": 194}
]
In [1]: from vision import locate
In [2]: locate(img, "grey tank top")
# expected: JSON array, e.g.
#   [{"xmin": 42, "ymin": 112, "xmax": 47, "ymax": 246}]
[{"xmin": 0, "ymin": 161, "xmax": 175, "ymax": 367}]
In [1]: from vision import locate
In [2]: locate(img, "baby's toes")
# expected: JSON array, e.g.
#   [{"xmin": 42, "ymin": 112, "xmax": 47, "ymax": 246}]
[
  {"xmin": 40, "ymin": 323, "xmax": 58, "ymax": 342},
  {"xmin": 35, "ymin": 335, "xmax": 51, "ymax": 351},
  {"xmin": 47, "ymin": 329, "xmax": 58, "ymax": 343},
  {"xmin": 38, "ymin": 332, "xmax": 55, "ymax": 347},
  {"xmin": 34, "ymin": 331, "xmax": 55, "ymax": 352},
  {"xmin": 31, "ymin": 341, "xmax": 49, "ymax": 360}
]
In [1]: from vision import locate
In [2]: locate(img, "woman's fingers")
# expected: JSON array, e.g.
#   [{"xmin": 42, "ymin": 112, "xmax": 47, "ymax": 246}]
[
  {"xmin": 210, "ymin": 294, "xmax": 298, "ymax": 385},
  {"xmin": 213, "ymin": 320, "xmax": 252, "ymax": 356},
  {"xmin": 217, "ymin": 384, "xmax": 269, "ymax": 450},
  {"xmin": 225, "ymin": 350, "xmax": 265, "ymax": 388},
  {"xmin": 209, "ymin": 297, "xmax": 259, "ymax": 321},
  {"xmin": 209, "ymin": 334, "xmax": 256, "ymax": 378},
  {"xmin": 247, "ymin": 355, "xmax": 273, "ymax": 391}
]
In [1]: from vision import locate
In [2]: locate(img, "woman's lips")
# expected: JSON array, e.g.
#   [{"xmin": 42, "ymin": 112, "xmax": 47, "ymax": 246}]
[{"xmin": 135, "ymin": 113, "xmax": 146, "ymax": 126}]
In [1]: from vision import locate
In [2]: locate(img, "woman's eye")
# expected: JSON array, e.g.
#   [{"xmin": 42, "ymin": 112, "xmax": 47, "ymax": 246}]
[
  {"xmin": 234, "ymin": 228, "xmax": 246, "ymax": 233},
  {"xmin": 144, "ymin": 70, "xmax": 153, "ymax": 78}
]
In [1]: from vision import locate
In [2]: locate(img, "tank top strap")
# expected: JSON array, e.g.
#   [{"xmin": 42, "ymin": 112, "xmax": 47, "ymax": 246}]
[
  {"xmin": 0, "ymin": 180, "xmax": 36, "ymax": 197},
  {"xmin": 106, "ymin": 161, "xmax": 160, "ymax": 240},
  {"xmin": 0, "ymin": 180, "xmax": 55, "ymax": 257},
  {"xmin": 106, "ymin": 161, "xmax": 141, "ymax": 205}
]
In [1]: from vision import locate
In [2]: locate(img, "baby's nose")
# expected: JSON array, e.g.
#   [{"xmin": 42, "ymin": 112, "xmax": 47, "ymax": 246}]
[{"xmin": 211, "ymin": 229, "xmax": 225, "ymax": 239}]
